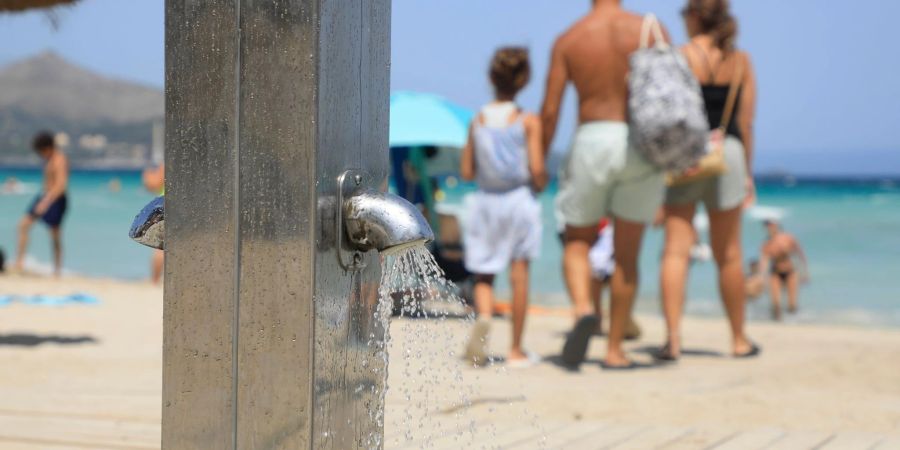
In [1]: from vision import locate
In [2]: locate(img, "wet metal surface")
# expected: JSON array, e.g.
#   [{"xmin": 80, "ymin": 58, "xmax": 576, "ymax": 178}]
[
  {"xmin": 164, "ymin": 1, "xmax": 239, "ymax": 448},
  {"xmin": 165, "ymin": 0, "xmax": 391, "ymax": 448}
]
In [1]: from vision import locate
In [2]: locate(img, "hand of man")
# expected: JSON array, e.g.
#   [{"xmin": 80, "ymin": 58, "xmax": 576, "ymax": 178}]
[{"xmin": 34, "ymin": 199, "xmax": 50, "ymax": 216}]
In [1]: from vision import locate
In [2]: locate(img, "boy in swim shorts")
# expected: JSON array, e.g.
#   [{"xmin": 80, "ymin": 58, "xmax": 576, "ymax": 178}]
[{"xmin": 15, "ymin": 131, "xmax": 69, "ymax": 277}]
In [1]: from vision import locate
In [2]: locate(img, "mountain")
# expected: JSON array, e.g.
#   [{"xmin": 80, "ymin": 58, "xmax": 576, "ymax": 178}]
[
  {"xmin": 0, "ymin": 51, "xmax": 162, "ymax": 124},
  {"xmin": 0, "ymin": 51, "xmax": 163, "ymax": 168}
]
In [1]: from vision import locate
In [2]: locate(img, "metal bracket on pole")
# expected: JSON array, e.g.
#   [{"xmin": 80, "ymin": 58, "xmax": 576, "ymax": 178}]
[{"xmin": 336, "ymin": 169, "xmax": 367, "ymax": 272}]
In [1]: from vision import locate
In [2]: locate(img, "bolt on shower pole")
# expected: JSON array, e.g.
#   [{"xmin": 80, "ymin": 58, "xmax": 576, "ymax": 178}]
[{"xmin": 163, "ymin": 1, "xmax": 391, "ymax": 448}]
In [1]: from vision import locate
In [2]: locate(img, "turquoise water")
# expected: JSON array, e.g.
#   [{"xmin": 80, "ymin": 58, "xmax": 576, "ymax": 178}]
[
  {"xmin": 2, "ymin": 168, "xmax": 899, "ymax": 327},
  {"xmin": 0, "ymin": 169, "xmax": 158, "ymax": 280},
  {"xmin": 440, "ymin": 176, "xmax": 900, "ymax": 327}
]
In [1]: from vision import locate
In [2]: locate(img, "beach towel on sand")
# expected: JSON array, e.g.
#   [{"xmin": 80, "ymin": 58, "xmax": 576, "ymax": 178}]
[{"xmin": 0, "ymin": 293, "xmax": 101, "ymax": 307}]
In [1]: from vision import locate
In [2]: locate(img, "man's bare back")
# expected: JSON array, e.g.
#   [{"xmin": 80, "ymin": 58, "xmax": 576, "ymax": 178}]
[{"xmin": 541, "ymin": 1, "xmax": 666, "ymax": 150}]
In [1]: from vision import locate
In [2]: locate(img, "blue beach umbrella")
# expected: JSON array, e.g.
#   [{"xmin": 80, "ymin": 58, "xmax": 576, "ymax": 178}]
[
  {"xmin": 389, "ymin": 91, "xmax": 474, "ymax": 148},
  {"xmin": 388, "ymin": 91, "xmax": 474, "ymax": 230}
]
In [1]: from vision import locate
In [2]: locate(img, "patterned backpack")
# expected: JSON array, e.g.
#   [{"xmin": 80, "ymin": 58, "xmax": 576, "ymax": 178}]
[{"xmin": 628, "ymin": 14, "xmax": 709, "ymax": 172}]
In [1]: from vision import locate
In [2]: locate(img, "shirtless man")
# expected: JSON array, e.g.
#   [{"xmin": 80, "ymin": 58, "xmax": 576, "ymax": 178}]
[
  {"xmin": 760, "ymin": 220, "xmax": 809, "ymax": 320},
  {"xmin": 15, "ymin": 131, "xmax": 69, "ymax": 277},
  {"xmin": 541, "ymin": 0, "xmax": 668, "ymax": 369}
]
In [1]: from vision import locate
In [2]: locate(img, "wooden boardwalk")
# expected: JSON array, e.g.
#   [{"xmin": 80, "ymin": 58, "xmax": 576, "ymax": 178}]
[
  {"xmin": 386, "ymin": 421, "xmax": 895, "ymax": 450},
  {"xmin": 3, "ymin": 277, "xmax": 900, "ymax": 449}
]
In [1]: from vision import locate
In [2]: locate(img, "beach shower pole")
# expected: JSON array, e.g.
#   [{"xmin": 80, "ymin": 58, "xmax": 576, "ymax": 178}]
[{"xmin": 163, "ymin": 1, "xmax": 391, "ymax": 448}]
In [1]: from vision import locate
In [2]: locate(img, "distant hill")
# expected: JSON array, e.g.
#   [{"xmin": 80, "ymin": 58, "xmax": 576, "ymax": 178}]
[{"xmin": 0, "ymin": 51, "xmax": 163, "ymax": 168}]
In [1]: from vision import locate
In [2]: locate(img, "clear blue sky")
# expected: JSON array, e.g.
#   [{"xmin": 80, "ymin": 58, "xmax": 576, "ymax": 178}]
[{"xmin": 1, "ymin": 0, "xmax": 897, "ymax": 174}]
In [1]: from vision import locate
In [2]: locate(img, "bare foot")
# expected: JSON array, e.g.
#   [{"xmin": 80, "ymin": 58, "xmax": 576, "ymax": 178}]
[
  {"xmin": 655, "ymin": 339, "xmax": 680, "ymax": 361},
  {"xmin": 508, "ymin": 348, "xmax": 528, "ymax": 361},
  {"xmin": 733, "ymin": 336, "xmax": 754, "ymax": 356},
  {"xmin": 603, "ymin": 351, "xmax": 632, "ymax": 368}
]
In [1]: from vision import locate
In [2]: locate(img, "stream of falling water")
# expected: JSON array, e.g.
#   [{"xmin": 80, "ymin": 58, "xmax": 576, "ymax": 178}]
[{"xmin": 374, "ymin": 245, "xmax": 546, "ymax": 449}]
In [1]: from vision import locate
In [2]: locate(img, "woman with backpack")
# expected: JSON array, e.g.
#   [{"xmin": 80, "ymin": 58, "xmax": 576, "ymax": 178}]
[{"xmin": 657, "ymin": 0, "xmax": 760, "ymax": 361}]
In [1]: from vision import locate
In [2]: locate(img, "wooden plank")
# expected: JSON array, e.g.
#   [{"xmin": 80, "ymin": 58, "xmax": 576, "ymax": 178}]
[
  {"xmin": 391, "ymin": 417, "xmax": 521, "ymax": 450},
  {"xmin": 872, "ymin": 436, "xmax": 900, "ymax": 450},
  {"xmin": 510, "ymin": 421, "xmax": 611, "ymax": 449},
  {"xmin": 816, "ymin": 432, "xmax": 883, "ymax": 450},
  {"xmin": 767, "ymin": 431, "xmax": 834, "ymax": 450},
  {"xmin": 486, "ymin": 421, "xmax": 571, "ymax": 448},
  {"xmin": 561, "ymin": 423, "xmax": 646, "ymax": 450},
  {"xmin": 656, "ymin": 427, "xmax": 736, "ymax": 450},
  {"xmin": 0, "ymin": 415, "xmax": 158, "ymax": 449},
  {"xmin": 712, "ymin": 428, "xmax": 785, "ymax": 450},
  {"xmin": 0, "ymin": 434, "xmax": 156, "ymax": 450},
  {"xmin": 612, "ymin": 425, "xmax": 692, "ymax": 450}
]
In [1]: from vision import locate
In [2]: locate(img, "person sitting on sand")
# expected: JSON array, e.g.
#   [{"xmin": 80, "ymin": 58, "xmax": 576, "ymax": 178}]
[
  {"xmin": 461, "ymin": 47, "xmax": 547, "ymax": 368},
  {"xmin": 142, "ymin": 164, "xmax": 165, "ymax": 285},
  {"xmin": 760, "ymin": 220, "xmax": 809, "ymax": 320},
  {"xmin": 540, "ymin": 0, "xmax": 668, "ymax": 369},
  {"xmin": 15, "ymin": 131, "xmax": 69, "ymax": 277}
]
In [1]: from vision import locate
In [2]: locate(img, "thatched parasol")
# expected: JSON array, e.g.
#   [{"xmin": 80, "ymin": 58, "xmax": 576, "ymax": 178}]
[{"xmin": 0, "ymin": 0, "xmax": 79, "ymax": 12}]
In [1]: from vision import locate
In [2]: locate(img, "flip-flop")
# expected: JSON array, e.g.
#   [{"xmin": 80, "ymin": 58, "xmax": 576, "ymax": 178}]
[
  {"xmin": 562, "ymin": 315, "xmax": 598, "ymax": 368},
  {"xmin": 734, "ymin": 343, "xmax": 761, "ymax": 359},
  {"xmin": 599, "ymin": 361, "xmax": 640, "ymax": 371},
  {"xmin": 653, "ymin": 343, "xmax": 679, "ymax": 363}
]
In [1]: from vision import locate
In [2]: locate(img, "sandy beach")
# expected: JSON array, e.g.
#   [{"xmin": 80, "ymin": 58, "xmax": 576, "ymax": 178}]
[{"xmin": 1, "ymin": 275, "xmax": 898, "ymax": 449}]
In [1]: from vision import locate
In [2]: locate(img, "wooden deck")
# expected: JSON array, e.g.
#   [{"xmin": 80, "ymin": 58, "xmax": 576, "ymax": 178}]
[
  {"xmin": 2, "ymin": 277, "xmax": 900, "ymax": 449},
  {"xmin": 386, "ymin": 421, "xmax": 895, "ymax": 449}
]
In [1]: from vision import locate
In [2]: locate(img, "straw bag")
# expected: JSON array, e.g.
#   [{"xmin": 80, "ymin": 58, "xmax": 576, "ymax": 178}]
[{"xmin": 666, "ymin": 54, "xmax": 744, "ymax": 187}]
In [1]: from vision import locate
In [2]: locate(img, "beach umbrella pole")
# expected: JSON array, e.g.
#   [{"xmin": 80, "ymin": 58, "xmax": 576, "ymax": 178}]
[{"xmin": 163, "ymin": 1, "xmax": 391, "ymax": 448}]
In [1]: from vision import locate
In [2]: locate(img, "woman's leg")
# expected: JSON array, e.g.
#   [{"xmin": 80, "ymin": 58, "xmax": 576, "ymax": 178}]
[
  {"xmin": 708, "ymin": 206, "xmax": 752, "ymax": 354},
  {"xmin": 659, "ymin": 204, "xmax": 697, "ymax": 358},
  {"xmin": 508, "ymin": 260, "xmax": 530, "ymax": 360}
]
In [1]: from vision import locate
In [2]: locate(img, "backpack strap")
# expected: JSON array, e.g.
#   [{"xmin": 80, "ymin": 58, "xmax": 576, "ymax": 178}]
[{"xmin": 640, "ymin": 14, "xmax": 668, "ymax": 50}]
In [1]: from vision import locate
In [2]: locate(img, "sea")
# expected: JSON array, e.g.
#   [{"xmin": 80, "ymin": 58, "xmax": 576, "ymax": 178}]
[{"xmin": 2, "ymin": 168, "xmax": 898, "ymax": 328}]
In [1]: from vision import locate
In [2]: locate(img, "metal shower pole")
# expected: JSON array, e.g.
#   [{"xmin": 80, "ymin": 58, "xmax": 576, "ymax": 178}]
[{"xmin": 163, "ymin": 1, "xmax": 391, "ymax": 448}]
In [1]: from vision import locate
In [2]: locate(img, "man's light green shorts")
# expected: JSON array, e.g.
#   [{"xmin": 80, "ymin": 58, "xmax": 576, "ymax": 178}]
[{"xmin": 557, "ymin": 122, "xmax": 665, "ymax": 227}]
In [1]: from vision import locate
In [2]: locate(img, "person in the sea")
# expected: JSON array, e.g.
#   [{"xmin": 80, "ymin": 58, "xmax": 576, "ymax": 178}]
[
  {"xmin": 142, "ymin": 164, "xmax": 166, "ymax": 285},
  {"xmin": 15, "ymin": 131, "xmax": 69, "ymax": 277},
  {"xmin": 656, "ymin": 0, "xmax": 759, "ymax": 361},
  {"xmin": 461, "ymin": 47, "xmax": 547, "ymax": 368},
  {"xmin": 540, "ymin": 0, "xmax": 668, "ymax": 369},
  {"xmin": 760, "ymin": 219, "xmax": 809, "ymax": 320},
  {"xmin": 2, "ymin": 176, "xmax": 25, "ymax": 195}
]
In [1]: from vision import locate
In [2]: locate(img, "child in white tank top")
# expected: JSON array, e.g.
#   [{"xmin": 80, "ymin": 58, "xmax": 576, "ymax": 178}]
[{"xmin": 459, "ymin": 47, "xmax": 547, "ymax": 368}]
